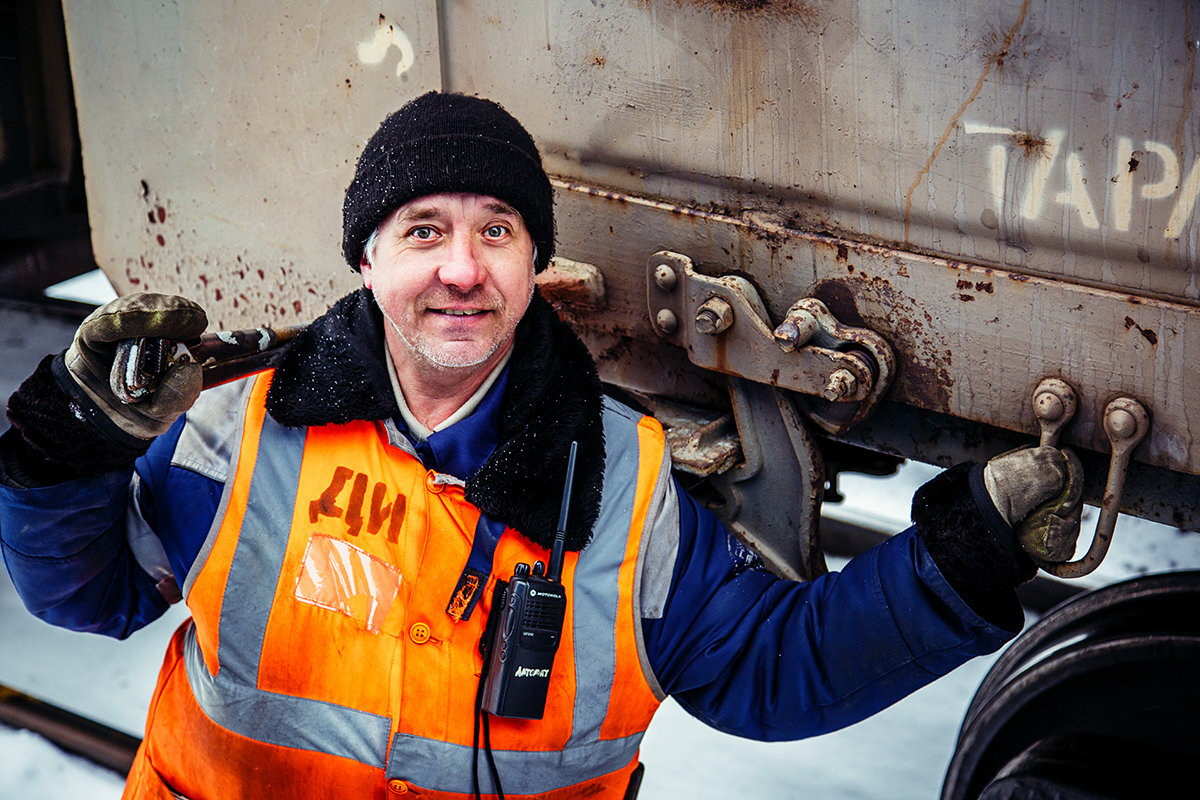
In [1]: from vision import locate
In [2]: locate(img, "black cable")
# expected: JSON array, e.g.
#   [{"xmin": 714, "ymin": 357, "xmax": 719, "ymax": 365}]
[
  {"xmin": 474, "ymin": 582, "xmax": 508, "ymax": 800},
  {"xmin": 481, "ymin": 711, "xmax": 505, "ymax": 800}
]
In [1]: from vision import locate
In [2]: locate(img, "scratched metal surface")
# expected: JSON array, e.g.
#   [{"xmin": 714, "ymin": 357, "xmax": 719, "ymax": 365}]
[
  {"xmin": 457, "ymin": 0, "xmax": 1200, "ymax": 304},
  {"xmin": 58, "ymin": 1, "xmax": 1200, "ymax": 509}
]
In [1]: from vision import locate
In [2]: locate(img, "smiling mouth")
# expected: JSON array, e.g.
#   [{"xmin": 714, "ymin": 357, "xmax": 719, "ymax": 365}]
[{"xmin": 435, "ymin": 308, "xmax": 488, "ymax": 317}]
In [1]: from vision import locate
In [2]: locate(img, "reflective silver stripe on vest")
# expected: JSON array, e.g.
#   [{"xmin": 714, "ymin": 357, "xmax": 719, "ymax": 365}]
[
  {"xmin": 567, "ymin": 398, "xmax": 642, "ymax": 745},
  {"xmin": 182, "ymin": 622, "xmax": 391, "ymax": 766},
  {"xmin": 217, "ymin": 418, "xmax": 305, "ymax": 683},
  {"xmin": 192, "ymin": 394, "xmax": 654, "ymax": 785},
  {"xmin": 387, "ymin": 730, "xmax": 643, "ymax": 796}
]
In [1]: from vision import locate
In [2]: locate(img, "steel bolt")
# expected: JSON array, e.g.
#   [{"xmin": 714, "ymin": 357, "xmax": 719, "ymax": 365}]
[
  {"xmin": 772, "ymin": 311, "xmax": 819, "ymax": 352},
  {"xmin": 1034, "ymin": 391, "xmax": 1064, "ymax": 423},
  {"xmin": 654, "ymin": 264, "xmax": 678, "ymax": 291},
  {"xmin": 695, "ymin": 297, "xmax": 734, "ymax": 335},
  {"xmin": 773, "ymin": 321, "xmax": 800, "ymax": 352},
  {"xmin": 655, "ymin": 308, "xmax": 679, "ymax": 335},
  {"xmin": 823, "ymin": 368, "xmax": 857, "ymax": 401}
]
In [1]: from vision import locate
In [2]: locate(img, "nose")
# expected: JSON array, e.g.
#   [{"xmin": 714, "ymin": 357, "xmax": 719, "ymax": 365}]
[{"xmin": 437, "ymin": 236, "xmax": 487, "ymax": 290}]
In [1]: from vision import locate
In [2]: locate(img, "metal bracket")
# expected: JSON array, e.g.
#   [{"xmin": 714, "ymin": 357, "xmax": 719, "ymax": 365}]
[
  {"xmin": 1028, "ymin": 378, "xmax": 1151, "ymax": 578},
  {"xmin": 707, "ymin": 377, "xmax": 828, "ymax": 581},
  {"xmin": 647, "ymin": 250, "xmax": 895, "ymax": 434}
]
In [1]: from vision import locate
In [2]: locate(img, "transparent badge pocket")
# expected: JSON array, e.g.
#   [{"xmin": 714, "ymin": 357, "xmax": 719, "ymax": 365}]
[{"xmin": 294, "ymin": 534, "xmax": 402, "ymax": 634}]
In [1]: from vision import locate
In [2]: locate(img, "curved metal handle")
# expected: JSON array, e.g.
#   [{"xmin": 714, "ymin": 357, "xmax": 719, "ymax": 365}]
[{"xmin": 1029, "ymin": 378, "xmax": 1151, "ymax": 578}]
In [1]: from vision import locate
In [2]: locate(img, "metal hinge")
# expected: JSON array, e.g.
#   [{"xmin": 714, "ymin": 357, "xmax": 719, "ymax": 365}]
[{"xmin": 647, "ymin": 250, "xmax": 895, "ymax": 434}]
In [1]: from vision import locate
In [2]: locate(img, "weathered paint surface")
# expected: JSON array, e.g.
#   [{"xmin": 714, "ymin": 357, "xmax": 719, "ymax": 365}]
[
  {"xmin": 61, "ymin": 0, "xmax": 443, "ymax": 328},
  {"xmin": 60, "ymin": 1, "xmax": 1200, "ymax": 524},
  {"xmin": 551, "ymin": 183, "xmax": 1200, "ymax": 481}
]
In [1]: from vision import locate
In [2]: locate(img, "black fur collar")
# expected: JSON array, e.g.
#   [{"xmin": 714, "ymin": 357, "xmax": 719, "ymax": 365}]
[{"xmin": 265, "ymin": 289, "xmax": 605, "ymax": 552}]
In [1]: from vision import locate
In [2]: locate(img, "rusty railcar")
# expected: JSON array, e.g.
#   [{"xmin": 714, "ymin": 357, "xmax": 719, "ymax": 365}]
[{"xmin": 8, "ymin": 0, "xmax": 1200, "ymax": 794}]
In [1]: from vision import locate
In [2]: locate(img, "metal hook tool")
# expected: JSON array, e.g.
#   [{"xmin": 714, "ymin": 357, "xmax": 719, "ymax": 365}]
[{"xmin": 1029, "ymin": 378, "xmax": 1151, "ymax": 578}]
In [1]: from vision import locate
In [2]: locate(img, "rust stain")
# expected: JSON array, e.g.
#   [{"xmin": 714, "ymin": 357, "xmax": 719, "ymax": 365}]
[
  {"xmin": 975, "ymin": 281, "xmax": 994, "ymax": 293},
  {"xmin": 1124, "ymin": 316, "xmax": 1159, "ymax": 345},
  {"xmin": 903, "ymin": 0, "xmax": 1032, "ymax": 241},
  {"xmin": 1115, "ymin": 82, "xmax": 1140, "ymax": 110},
  {"xmin": 811, "ymin": 276, "xmax": 954, "ymax": 413},
  {"xmin": 958, "ymin": 293, "xmax": 975, "ymax": 302},
  {"xmin": 1012, "ymin": 131, "xmax": 1048, "ymax": 158},
  {"xmin": 652, "ymin": 0, "xmax": 820, "ymax": 19},
  {"xmin": 956, "ymin": 279, "xmax": 971, "ymax": 290}
]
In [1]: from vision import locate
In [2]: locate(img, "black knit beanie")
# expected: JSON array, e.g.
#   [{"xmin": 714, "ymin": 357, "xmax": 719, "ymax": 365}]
[{"xmin": 341, "ymin": 92, "xmax": 555, "ymax": 273}]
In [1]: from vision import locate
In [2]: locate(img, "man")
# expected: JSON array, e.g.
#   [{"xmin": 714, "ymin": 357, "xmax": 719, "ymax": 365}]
[{"xmin": 0, "ymin": 92, "xmax": 1073, "ymax": 799}]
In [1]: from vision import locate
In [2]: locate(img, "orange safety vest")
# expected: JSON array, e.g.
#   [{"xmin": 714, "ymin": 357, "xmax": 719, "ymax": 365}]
[{"xmin": 123, "ymin": 372, "xmax": 666, "ymax": 799}]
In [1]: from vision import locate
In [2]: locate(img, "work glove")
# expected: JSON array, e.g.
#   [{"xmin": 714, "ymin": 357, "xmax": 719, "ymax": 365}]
[
  {"xmin": 62, "ymin": 292, "xmax": 208, "ymax": 441},
  {"xmin": 983, "ymin": 446, "xmax": 1085, "ymax": 563}
]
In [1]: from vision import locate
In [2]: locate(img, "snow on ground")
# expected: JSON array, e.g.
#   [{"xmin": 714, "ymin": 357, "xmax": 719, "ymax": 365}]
[
  {"xmin": 3, "ymin": 272, "xmax": 1199, "ymax": 799},
  {"xmin": 0, "ymin": 728, "xmax": 124, "ymax": 800}
]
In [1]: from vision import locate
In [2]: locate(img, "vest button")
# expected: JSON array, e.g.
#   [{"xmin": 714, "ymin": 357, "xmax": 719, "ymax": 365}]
[
  {"xmin": 387, "ymin": 778, "xmax": 409, "ymax": 794},
  {"xmin": 409, "ymin": 622, "xmax": 431, "ymax": 644}
]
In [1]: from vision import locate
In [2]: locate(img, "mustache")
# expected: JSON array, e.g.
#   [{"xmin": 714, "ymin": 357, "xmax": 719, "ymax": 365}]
[{"xmin": 417, "ymin": 286, "xmax": 503, "ymax": 311}]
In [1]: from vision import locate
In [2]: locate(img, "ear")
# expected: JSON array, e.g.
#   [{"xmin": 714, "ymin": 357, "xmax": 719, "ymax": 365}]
[{"xmin": 360, "ymin": 255, "xmax": 373, "ymax": 289}]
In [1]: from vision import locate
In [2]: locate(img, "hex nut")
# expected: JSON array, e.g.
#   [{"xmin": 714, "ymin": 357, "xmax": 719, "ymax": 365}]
[
  {"xmin": 695, "ymin": 297, "xmax": 734, "ymax": 335},
  {"xmin": 823, "ymin": 368, "xmax": 857, "ymax": 401}
]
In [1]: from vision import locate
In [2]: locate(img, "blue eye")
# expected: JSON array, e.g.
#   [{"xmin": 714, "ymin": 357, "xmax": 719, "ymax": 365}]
[
  {"xmin": 409, "ymin": 226, "xmax": 437, "ymax": 240},
  {"xmin": 484, "ymin": 224, "xmax": 508, "ymax": 239}
]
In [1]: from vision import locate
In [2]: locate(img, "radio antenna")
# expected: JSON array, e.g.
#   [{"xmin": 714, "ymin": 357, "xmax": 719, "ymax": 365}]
[{"xmin": 547, "ymin": 441, "xmax": 577, "ymax": 583}]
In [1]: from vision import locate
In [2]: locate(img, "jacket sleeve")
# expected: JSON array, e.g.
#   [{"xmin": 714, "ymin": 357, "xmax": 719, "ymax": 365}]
[
  {"xmin": 0, "ymin": 460, "xmax": 171, "ymax": 639},
  {"xmin": 640, "ymin": 484, "xmax": 1021, "ymax": 742},
  {"xmin": 0, "ymin": 408, "xmax": 227, "ymax": 639}
]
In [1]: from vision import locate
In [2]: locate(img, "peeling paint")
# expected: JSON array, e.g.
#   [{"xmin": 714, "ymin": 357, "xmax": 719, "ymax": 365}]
[{"xmin": 1123, "ymin": 316, "xmax": 1159, "ymax": 345}]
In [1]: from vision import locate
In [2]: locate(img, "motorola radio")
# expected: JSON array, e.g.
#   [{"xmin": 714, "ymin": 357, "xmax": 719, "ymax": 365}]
[{"xmin": 481, "ymin": 442, "xmax": 577, "ymax": 719}]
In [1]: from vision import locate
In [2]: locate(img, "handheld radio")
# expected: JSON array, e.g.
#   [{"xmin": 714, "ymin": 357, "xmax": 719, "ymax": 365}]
[{"xmin": 481, "ymin": 442, "xmax": 577, "ymax": 719}]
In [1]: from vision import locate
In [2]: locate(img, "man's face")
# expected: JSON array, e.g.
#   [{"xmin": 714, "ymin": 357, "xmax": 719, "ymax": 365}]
[{"xmin": 362, "ymin": 192, "xmax": 536, "ymax": 378}]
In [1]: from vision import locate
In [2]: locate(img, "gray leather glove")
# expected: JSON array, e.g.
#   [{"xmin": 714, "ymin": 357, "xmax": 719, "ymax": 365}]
[
  {"xmin": 984, "ymin": 446, "xmax": 1085, "ymax": 563},
  {"xmin": 63, "ymin": 293, "xmax": 208, "ymax": 440}
]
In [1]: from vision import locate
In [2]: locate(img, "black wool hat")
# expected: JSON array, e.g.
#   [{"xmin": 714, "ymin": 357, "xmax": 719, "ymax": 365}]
[{"xmin": 341, "ymin": 92, "xmax": 555, "ymax": 273}]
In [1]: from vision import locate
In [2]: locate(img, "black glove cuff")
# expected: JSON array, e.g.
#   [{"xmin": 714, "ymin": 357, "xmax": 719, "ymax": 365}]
[
  {"xmin": 912, "ymin": 463, "xmax": 1035, "ymax": 628},
  {"xmin": 1, "ymin": 353, "xmax": 149, "ymax": 487},
  {"xmin": 49, "ymin": 353, "xmax": 152, "ymax": 450}
]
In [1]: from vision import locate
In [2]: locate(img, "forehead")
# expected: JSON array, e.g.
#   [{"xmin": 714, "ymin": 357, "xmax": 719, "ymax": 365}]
[{"xmin": 390, "ymin": 192, "xmax": 521, "ymax": 222}]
